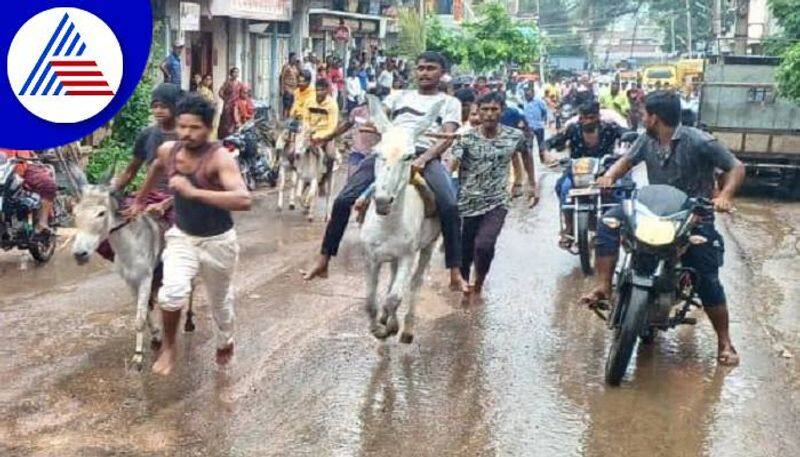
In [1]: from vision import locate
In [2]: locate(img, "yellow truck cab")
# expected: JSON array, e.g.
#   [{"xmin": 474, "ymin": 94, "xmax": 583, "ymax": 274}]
[
  {"xmin": 676, "ymin": 59, "xmax": 704, "ymax": 89},
  {"xmin": 642, "ymin": 65, "xmax": 678, "ymax": 89}
]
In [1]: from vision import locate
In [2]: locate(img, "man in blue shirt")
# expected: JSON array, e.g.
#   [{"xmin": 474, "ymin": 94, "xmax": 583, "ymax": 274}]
[
  {"xmin": 160, "ymin": 40, "xmax": 184, "ymax": 88},
  {"xmin": 499, "ymin": 93, "xmax": 530, "ymax": 197},
  {"xmin": 522, "ymin": 86, "xmax": 549, "ymax": 161}
]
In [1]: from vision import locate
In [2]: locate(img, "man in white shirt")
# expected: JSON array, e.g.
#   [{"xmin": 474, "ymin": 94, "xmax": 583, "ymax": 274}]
[
  {"xmin": 303, "ymin": 53, "xmax": 317, "ymax": 86},
  {"xmin": 303, "ymin": 51, "xmax": 469, "ymax": 293},
  {"xmin": 377, "ymin": 62, "xmax": 394, "ymax": 97}
]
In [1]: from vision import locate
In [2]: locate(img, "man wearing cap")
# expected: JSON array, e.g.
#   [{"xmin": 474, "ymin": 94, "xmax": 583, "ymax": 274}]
[{"xmin": 161, "ymin": 40, "xmax": 184, "ymax": 88}]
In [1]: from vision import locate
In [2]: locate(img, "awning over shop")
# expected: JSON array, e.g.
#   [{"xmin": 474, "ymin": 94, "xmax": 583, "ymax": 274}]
[
  {"xmin": 209, "ymin": 0, "xmax": 292, "ymax": 22},
  {"xmin": 308, "ymin": 8, "xmax": 391, "ymax": 38}
]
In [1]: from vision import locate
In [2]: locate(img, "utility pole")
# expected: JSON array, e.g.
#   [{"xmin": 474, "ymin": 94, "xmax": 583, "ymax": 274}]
[
  {"xmin": 536, "ymin": 0, "xmax": 545, "ymax": 84},
  {"xmin": 733, "ymin": 0, "xmax": 750, "ymax": 55},
  {"xmin": 685, "ymin": 0, "xmax": 693, "ymax": 58},
  {"xmin": 712, "ymin": 0, "xmax": 722, "ymax": 54},
  {"xmin": 670, "ymin": 14, "xmax": 676, "ymax": 55}
]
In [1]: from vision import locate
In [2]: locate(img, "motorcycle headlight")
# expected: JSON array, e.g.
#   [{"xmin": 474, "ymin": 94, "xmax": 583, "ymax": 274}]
[
  {"xmin": 572, "ymin": 173, "xmax": 594, "ymax": 188},
  {"xmin": 634, "ymin": 216, "xmax": 677, "ymax": 246}
]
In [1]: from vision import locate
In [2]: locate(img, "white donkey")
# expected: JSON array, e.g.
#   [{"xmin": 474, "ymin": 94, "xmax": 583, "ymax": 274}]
[
  {"xmin": 71, "ymin": 186, "xmax": 193, "ymax": 370},
  {"xmin": 275, "ymin": 123, "xmax": 333, "ymax": 221},
  {"xmin": 360, "ymin": 96, "xmax": 443, "ymax": 343}
]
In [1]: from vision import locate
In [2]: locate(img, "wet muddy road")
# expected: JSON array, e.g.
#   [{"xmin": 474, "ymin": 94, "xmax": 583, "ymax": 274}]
[{"xmin": 1, "ymin": 171, "xmax": 799, "ymax": 457}]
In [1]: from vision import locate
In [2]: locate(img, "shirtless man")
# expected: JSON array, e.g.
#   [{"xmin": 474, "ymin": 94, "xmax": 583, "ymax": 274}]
[{"xmin": 128, "ymin": 94, "xmax": 252, "ymax": 375}]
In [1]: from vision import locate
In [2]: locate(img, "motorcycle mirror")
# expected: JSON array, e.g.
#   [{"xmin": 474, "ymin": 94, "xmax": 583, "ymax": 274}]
[{"xmin": 620, "ymin": 131, "xmax": 639, "ymax": 143}]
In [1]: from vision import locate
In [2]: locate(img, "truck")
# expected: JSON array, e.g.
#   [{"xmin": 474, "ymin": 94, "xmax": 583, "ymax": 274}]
[
  {"xmin": 699, "ymin": 55, "xmax": 800, "ymax": 197},
  {"xmin": 642, "ymin": 64, "xmax": 678, "ymax": 89},
  {"xmin": 676, "ymin": 58, "xmax": 704, "ymax": 89}
]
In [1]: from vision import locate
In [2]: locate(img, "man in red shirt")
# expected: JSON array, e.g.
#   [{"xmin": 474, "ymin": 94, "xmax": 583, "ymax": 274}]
[{"xmin": 0, "ymin": 149, "xmax": 57, "ymax": 233}]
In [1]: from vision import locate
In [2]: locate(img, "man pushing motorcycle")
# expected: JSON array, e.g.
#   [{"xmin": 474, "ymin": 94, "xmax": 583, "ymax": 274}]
[{"xmin": 581, "ymin": 90, "xmax": 745, "ymax": 366}]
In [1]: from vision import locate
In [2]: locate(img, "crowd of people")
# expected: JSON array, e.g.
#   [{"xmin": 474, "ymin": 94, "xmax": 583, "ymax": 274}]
[{"xmin": 69, "ymin": 45, "xmax": 742, "ymax": 377}]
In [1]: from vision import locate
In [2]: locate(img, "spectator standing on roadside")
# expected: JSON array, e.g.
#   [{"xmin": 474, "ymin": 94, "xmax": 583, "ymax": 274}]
[
  {"xmin": 377, "ymin": 61, "xmax": 394, "ymax": 98},
  {"xmin": 160, "ymin": 40, "xmax": 184, "ymax": 88},
  {"xmin": 280, "ymin": 52, "xmax": 300, "ymax": 118}
]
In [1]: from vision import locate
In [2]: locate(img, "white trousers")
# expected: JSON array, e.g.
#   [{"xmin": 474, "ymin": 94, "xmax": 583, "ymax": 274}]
[{"xmin": 159, "ymin": 227, "xmax": 239, "ymax": 348}]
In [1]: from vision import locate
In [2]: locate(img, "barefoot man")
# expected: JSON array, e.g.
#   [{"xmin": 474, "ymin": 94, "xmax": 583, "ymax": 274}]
[
  {"xmin": 451, "ymin": 91, "xmax": 539, "ymax": 294},
  {"xmin": 581, "ymin": 90, "xmax": 745, "ymax": 366},
  {"xmin": 128, "ymin": 94, "xmax": 252, "ymax": 375},
  {"xmin": 302, "ymin": 51, "xmax": 469, "ymax": 292}
]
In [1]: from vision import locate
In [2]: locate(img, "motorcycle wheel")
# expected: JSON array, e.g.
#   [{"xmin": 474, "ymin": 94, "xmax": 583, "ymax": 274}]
[
  {"xmin": 605, "ymin": 285, "xmax": 649, "ymax": 386},
  {"xmin": 29, "ymin": 231, "xmax": 57, "ymax": 263},
  {"xmin": 577, "ymin": 211, "xmax": 593, "ymax": 275}
]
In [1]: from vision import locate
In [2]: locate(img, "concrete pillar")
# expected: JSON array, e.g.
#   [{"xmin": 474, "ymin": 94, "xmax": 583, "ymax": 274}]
[{"xmin": 291, "ymin": 0, "xmax": 309, "ymax": 55}]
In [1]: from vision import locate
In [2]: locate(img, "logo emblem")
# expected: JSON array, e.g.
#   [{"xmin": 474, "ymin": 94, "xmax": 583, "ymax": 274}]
[{"xmin": 7, "ymin": 7, "xmax": 123, "ymax": 124}]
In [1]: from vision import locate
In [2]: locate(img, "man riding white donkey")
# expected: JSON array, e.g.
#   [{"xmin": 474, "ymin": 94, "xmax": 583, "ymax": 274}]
[
  {"xmin": 358, "ymin": 95, "xmax": 445, "ymax": 342},
  {"xmin": 302, "ymin": 51, "xmax": 470, "ymax": 294},
  {"xmin": 277, "ymin": 77, "xmax": 338, "ymax": 220}
]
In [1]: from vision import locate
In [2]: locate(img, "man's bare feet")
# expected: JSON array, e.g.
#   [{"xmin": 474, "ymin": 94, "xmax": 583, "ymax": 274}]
[
  {"xmin": 216, "ymin": 343, "xmax": 234, "ymax": 366},
  {"xmin": 152, "ymin": 345, "xmax": 176, "ymax": 376},
  {"xmin": 578, "ymin": 287, "xmax": 610, "ymax": 307},
  {"xmin": 449, "ymin": 270, "xmax": 470, "ymax": 293},
  {"xmin": 717, "ymin": 343, "xmax": 740, "ymax": 366},
  {"xmin": 301, "ymin": 255, "xmax": 330, "ymax": 280}
]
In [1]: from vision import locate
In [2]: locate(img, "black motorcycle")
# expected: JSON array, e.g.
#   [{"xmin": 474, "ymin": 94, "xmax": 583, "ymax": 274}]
[
  {"xmin": 0, "ymin": 155, "xmax": 68, "ymax": 262},
  {"xmin": 597, "ymin": 184, "xmax": 715, "ymax": 385},
  {"xmin": 560, "ymin": 155, "xmax": 626, "ymax": 275},
  {"xmin": 223, "ymin": 117, "xmax": 278, "ymax": 190}
]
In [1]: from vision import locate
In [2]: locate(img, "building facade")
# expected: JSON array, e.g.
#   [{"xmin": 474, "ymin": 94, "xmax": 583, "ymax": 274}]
[
  {"xmin": 157, "ymin": 0, "xmax": 293, "ymax": 111},
  {"xmin": 155, "ymin": 0, "xmax": 396, "ymax": 111}
]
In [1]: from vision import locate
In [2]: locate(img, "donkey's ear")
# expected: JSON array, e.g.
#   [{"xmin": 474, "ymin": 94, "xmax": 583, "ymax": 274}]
[
  {"xmin": 366, "ymin": 95, "xmax": 391, "ymax": 134},
  {"xmin": 412, "ymin": 99, "xmax": 445, "ymax": 139}
]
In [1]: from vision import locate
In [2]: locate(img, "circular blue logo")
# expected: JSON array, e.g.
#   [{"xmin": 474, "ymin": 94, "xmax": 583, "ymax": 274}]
[{"xmin": 1, "ymin": 0, "xmax": 152, "ymax": 149}]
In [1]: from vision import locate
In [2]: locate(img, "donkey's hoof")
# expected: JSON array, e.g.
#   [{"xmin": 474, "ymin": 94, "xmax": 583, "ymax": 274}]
[
  {"xmin": 289, "ymin": 204, "xmax": 296, "ymax": 211},
  {"xmin": 184, "ymin": 320, "xmax": 195, "ymax": 332},
  {"xmin": 371, "ymin": 325, "xmax": 389, "ymax": 340},
  {"xmin": 385, "ymin": 317, "xmax": 399, "ymax": 337},
  {"xmin": 131, "ymin": 354, "xmax": 144, "ymax": 371},
  {"xmin": 399, "ymin": 332, "xmax": 414, "ymax": 344},
  {"xmin": 150, "ymin": 338, "xmax": 163, "ymax": 352}
]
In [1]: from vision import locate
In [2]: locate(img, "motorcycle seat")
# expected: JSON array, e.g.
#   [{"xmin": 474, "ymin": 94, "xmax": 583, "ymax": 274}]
[{"xmin": 636, "ymin": 185, "xmax": 689, "ymax": 217}]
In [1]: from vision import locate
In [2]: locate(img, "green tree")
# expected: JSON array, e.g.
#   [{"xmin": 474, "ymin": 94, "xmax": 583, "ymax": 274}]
[
  {"xmin": 395, "ymin": 8, "xmax": 428, "ymax": 61},
  {"xmin": 462, "ymin": 3, "xmax": 540, "ymax": 72},
  {"xmin": 85, "ymin": 21, "xmax": 165, "ymax": 185},
  {"xmin": 768, "ymin": 0, "xmax": 800, "ymax": 100},
  {"xmin": 426, "ymin": 15, "xmax": 469, "ymax": 66}
]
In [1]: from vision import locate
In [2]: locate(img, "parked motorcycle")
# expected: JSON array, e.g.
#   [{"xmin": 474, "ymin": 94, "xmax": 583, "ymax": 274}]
[
  {"xmin": 223, "ymin": 117, "xmax": 278, "ymax": 190},
  {"xmin": 0, "ymin": 155, "xmax": 67, "ymax": 262},
  {"xmin": 560, "ymin": 155, "xmax": 627, "ymax": 275},
  {"xmin": 597, "ymin": 184, "xmax": 715, "ymax": 385}
]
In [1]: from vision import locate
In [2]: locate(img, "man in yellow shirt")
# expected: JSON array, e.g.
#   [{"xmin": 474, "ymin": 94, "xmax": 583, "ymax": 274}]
[
  {"xmin": 307, "ymin": 78, "xmax": 339, "ymax": 192},
  {"xmin": 289, "ymin": 70, "xmax": 316, "ymax": 124},
  {"xmin": 308, "ymin": 78, "xmax": 339, "ymax": 146},
  {"xmin": 599, "ymin": 83, "xmax": 630, "ymax": 117}
]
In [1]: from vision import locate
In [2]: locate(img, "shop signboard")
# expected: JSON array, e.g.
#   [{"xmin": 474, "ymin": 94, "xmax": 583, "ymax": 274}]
[
  {"xmin": 180, "ymin": 2, "xmax": 201, "ymax": 31},
  {"xmin": 209, "ymin": 0, "xmax": 292, "ymax": 22}
]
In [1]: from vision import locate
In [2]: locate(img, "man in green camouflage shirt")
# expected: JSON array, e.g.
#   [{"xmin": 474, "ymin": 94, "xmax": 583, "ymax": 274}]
[{"xmin": 451, "ymin": 91, "xmax": 540, "ymax": 294}]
